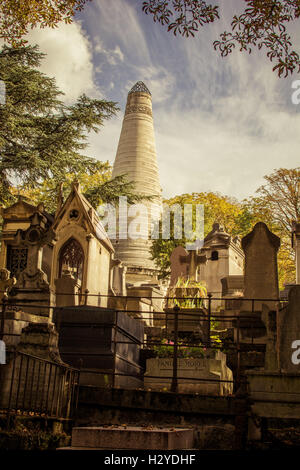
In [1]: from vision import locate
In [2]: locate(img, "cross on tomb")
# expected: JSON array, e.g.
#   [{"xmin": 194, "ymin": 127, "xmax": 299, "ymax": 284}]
[
  {"xmin": 170, "ymin": 245, "xmax": 207, "ymax": 285},
  {"xmin": 181, "ymin": 250, "xmax": 207, "ymax": 282}
]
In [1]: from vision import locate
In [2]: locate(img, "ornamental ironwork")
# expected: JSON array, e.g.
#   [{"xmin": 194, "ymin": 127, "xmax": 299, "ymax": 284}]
[{"xmin": 6, "ymin": 245, "xmax": 28, "ymax": 278}]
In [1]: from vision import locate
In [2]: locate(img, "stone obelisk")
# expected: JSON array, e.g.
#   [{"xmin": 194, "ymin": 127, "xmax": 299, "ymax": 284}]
[{"xmin": 112, "ymin": 81, "xmax": 162, "ymax": 284}]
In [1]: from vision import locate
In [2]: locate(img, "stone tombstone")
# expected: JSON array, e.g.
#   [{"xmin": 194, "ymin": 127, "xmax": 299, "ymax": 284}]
[
  {"xmin": 18, "ymin": 322, "xmax": 62, "ymax": 362},
  {"xmin": 55, "ymin": 269, "xmax": 80, "ymax": 307},
  {"xmin": 241, "ymin": 222, "xmax": 280, "ymax": 311},
  {"xmin": 278, "ymin": 286, "xmax": 300, "ymax": 372}
]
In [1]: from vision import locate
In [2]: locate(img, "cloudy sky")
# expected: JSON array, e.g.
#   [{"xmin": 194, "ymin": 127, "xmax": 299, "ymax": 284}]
[{"xmin": 26, "ymin": 0, "xmax": 300, "ymax": 201}]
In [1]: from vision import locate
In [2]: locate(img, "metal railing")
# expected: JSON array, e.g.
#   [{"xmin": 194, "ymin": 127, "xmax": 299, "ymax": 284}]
[
  {"xmin": 0, "ymin": 350, "xmax": 79, "ymax": 421},
  {"xmin": 0, "ymin": 292, "xmax": 289, "ymax": 402}
]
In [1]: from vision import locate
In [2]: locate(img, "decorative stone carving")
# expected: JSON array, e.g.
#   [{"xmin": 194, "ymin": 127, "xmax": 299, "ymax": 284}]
[
  {"xmin": 125, "ymin": 105, "xmax": 152, "ymax": 117},
  {"xmin": 8, "ymin": 210, "xmax": 55, "ymax": 317},
  {"xmin": 14, "ymin": 210, "xmax": 55, "ymax": 290},
  {"xmin": 0, "ymin": 268, "xmax": 16, "ymax": 303}
]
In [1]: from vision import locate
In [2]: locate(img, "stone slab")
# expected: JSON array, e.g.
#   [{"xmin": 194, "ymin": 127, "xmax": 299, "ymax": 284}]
[{"xmin": 71, "ymin": 426, "xmax": 194, "ymax": 450}]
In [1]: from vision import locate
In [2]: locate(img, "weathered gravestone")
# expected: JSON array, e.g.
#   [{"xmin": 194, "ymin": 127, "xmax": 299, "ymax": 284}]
[
  {"xmin": 0, "ymin": 268, "xmax": 48, "ymax": 348},
  {"xmin": 241, "ymin": 222, "xmax": 280, "ymax": 312},
  {"xmin": 237, "ymin": 222, "xmax": 280, "ymax": 341},
  {"xmin": 55, "ymin": 269, "xmax": 80, "ymax": 307},
  {"xmin": 0, "ymin": 268, "xmax": 16, "ymax": 340}
]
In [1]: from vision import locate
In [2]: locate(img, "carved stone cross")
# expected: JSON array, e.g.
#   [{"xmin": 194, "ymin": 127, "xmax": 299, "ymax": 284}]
[{"xmin": 170, "ymin": 246, "xmax": 207, "ymax": 286}]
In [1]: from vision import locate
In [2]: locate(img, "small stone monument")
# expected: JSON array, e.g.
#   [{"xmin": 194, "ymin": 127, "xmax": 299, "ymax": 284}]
[
  {"xmin": 8, "ymin": 208, "xmax": 55, "ymax": 317},
  {"xmin": 55, "ymin": 269, "xmax": 81, "ymax": 308},
  {"xmin": 241, "ymin": 222, "xmax": 280, "ymax": 312}
]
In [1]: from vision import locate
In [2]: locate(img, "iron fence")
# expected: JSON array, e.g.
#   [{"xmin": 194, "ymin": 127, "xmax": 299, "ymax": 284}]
[
  {"xmin": 0, "ymin": 292, "xmax": 290, "ymax": 405},
  {"xmin": 0, "ymin": 350, "xmax": 79, "ymax": 420}
]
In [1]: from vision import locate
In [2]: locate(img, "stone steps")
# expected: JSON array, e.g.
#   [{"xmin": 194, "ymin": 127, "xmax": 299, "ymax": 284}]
[{"xmin": 59, "ymin": 425, "xmax": 195, "ymax": 450}]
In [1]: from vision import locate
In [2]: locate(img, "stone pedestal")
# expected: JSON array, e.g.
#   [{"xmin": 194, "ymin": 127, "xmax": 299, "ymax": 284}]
[
  {"xmin": 1, "ymin": 308, "xmax": 47, "ymax": 347},
  {"xmin": 18, "ymin": 322, "xmax": 63, "ymax": 362},
  {"xmin": 164, "ymin": 307, "xmax": 207, "ymax": 339}
]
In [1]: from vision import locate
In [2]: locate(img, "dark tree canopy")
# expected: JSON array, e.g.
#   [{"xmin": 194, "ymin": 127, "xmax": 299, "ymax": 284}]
[{"xmin": 0, "ymin": 45, "xmax": 118, "ymax": 205}]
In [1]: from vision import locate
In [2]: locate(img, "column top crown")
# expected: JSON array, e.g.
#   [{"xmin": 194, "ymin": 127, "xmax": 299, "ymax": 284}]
[{"xmin": 128, "ymin": 81, "xmax": 151, "ymax": 96}]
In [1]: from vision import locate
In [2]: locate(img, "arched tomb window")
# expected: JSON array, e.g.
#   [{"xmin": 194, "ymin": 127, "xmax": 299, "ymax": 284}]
[{"xmin": 59, "ymin": 238, "xmax": 84, "ymax": 282}]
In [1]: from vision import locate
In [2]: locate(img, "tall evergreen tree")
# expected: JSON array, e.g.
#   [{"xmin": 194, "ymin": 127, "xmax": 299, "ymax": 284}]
[{"xmin": 0, "ymin": 44, "xmax": 119, "ymax": 205}]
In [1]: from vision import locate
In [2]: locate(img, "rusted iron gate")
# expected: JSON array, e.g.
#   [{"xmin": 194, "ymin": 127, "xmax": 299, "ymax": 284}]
[{"xmin": 0, "ymin": 350, "xmax": 79, "ymax": 421}]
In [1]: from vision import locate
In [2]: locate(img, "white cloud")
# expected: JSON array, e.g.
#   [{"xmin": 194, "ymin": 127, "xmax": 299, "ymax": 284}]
[
  {"xmin": 94, "ymin": 37, "xmax": 124, "ymax": 65},
  {"xmin": 89, "ymin": 0, "xmax": 152, "ymax": 65},
  {"xmin": 26, "ymin": 22, "xmax": 98, "ymax": 103},
  {"xmin": 125, "ymin": 65, "xmax": 175, "ymax": 104}
]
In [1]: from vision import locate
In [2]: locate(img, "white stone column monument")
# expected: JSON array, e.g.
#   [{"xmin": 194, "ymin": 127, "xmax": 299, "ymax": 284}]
[{"xmin": 112, "ymin": 81, "xmax": 162, "ymax": 283}]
